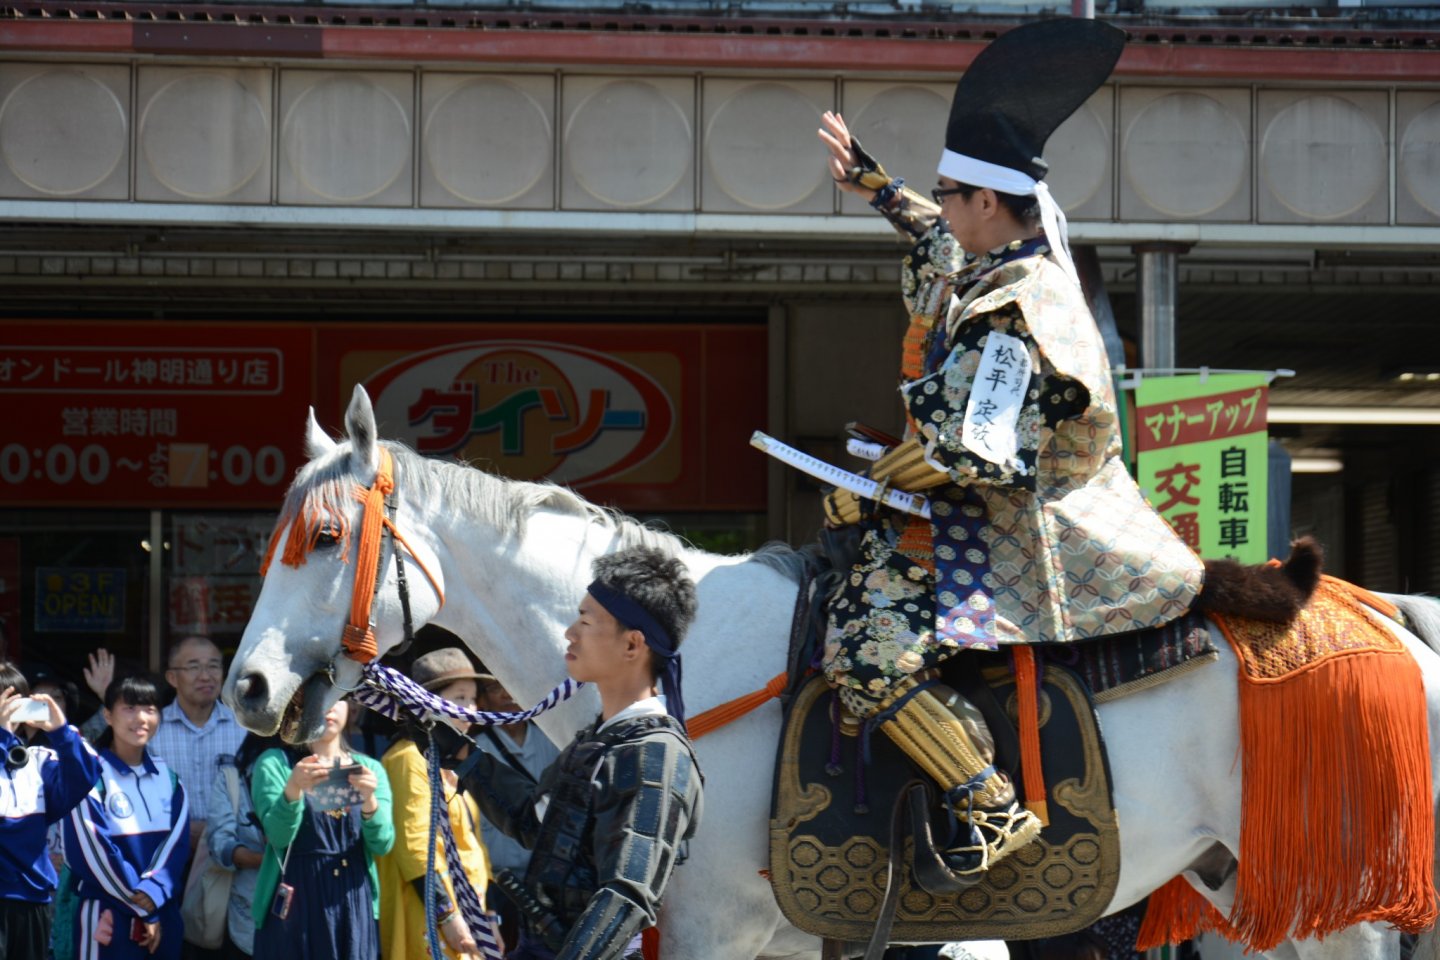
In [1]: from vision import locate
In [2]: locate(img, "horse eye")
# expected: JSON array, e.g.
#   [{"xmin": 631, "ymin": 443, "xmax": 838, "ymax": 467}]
[{"xmin": 314, "ymin": 529, "xmax": 342, "ymax": 548}]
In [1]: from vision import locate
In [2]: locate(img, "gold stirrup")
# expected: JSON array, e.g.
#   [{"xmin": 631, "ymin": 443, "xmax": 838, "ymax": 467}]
[{"xmin": 876, "ymin": 676, "xmax": 1043, "ymax": 875}]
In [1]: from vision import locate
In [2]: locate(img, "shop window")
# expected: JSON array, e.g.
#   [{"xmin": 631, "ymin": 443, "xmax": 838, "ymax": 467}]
[
  {"xmin": 0, "ymin": 508, "xmax": 152, "ymax": 698},
  {"xmin": 166, "ymin": 512, "xmax": 272, "ymax": 656}
]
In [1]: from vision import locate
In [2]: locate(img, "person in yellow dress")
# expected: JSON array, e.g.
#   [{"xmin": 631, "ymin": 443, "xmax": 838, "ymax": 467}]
[{"xmin": 377, "ymin": 648, "xmax": 500, "ymax": 959}]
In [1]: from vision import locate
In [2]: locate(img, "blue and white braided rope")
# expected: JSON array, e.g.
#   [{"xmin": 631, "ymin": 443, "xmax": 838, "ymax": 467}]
[
  {"xmin": 438, "ymin": 781, "xmax": 499, "ymax": 957},
  {"xmin": 353, "ymin": 660, "xmax": 585, "ymax": 960},
  {"xmin": 353, "ymin": 660, "xmax": 584, "ymax": 726},
  {"xmin": 424, "ymin": 737, "xmax": 504, "ymax": 960}
]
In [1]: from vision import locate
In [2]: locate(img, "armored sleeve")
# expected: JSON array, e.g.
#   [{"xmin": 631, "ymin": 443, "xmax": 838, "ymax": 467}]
[
  {"xmin": 555, "ymin": 731, "xmax": 703, "ymax": 960},
  {"xmin": 901, "ymin": 303, "xmax": 1088, "ymax": 490},
  {"xmin": 900, "ymin": 222, "xmax": 965, "ymax": 320},
  {"xmin": 456, "ymin": 747, "xmax": 554, "ymax": 850}
]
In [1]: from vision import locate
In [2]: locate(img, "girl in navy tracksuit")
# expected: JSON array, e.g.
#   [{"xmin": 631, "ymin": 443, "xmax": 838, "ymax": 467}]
[
  {"xmin": 0, "ymin": 661, "xmax": 103, "ymax": 960},
  {"xmin": 64, "ymin": 675, "xmax": 189, "ymax": 960}
]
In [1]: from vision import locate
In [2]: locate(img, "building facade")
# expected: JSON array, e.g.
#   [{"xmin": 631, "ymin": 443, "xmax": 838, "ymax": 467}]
[{"xmin": 2, "ymin": 0, "xmax": 1439, "ymax": 674}]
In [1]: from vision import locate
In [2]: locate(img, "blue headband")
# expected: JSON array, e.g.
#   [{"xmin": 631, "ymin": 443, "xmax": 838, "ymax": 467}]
[{"xmin": 587, "ymin": 580, "xmax": 686, "ymax": 730}]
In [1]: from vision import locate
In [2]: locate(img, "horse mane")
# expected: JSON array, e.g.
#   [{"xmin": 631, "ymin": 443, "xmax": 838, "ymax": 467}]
[
  {"xmin": 388, "ymin": 442, "xmax": 682, "ymax": 555},
  {"xmin": 262, "ymin": 440, "xmax": 811, "ymax": 583}
]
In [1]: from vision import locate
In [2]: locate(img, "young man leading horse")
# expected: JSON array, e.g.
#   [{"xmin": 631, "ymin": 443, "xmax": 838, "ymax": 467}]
[{"xmin": 454, "ymin": 547, "xmax": 704, "ymax": 960}]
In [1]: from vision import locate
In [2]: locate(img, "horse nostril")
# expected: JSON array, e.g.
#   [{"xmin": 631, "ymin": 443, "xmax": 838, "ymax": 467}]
[{"xmin": 235, "ymin": 671, "xmax": 269, "ymax": 709}]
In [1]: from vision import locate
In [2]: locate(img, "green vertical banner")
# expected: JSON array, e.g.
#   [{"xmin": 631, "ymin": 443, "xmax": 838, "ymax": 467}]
[{"xmin": 1134, "ymin": 374, "xmax": 1270, "ymax": 564}]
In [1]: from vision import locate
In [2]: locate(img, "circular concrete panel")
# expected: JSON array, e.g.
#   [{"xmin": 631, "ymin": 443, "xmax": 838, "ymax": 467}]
[
  {"xmin": 1400, "ymin": 101, "xmax": 1440, "ymax": 218},
  {"xmin": 0, "ymin": 69, "xmax": 125, "ymax": 196},
  {"xmin": 1261, "ymin": 94, "xmax": 1385, "ymax": 221},
  {"xmin": 707, "ymin": 82, "xmax": 824, "ymax": 211},
  {"xmin": 283, "ymin": 75, "xmax": 410, "ymax": 202},
  {"xmin": 1045, "ymin": 102, "xmax": 1108, "ymax": 213},
  {"xmin": 567, "ymin": 79, "xmax": 689, "ymax": 208},
  {"xmin": 848, "ymin": 85, "xmax": 949, "ymax": 194},
  {"xmin": 426, "ymin": 78, "xmax": 550, "ymax": 205},
  {"xmin": 141, "ymin": 73, "xmax": 268, "ymax": 199},
  {"xmin": 1124, "ymin": 92, "xmax": 1247, "ymax": 218}
]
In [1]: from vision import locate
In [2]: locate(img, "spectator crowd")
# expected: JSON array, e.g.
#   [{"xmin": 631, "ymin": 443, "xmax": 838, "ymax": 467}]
[{"xmin": 0, "ymin": 635, "xmax": 532, "ymax": 960}]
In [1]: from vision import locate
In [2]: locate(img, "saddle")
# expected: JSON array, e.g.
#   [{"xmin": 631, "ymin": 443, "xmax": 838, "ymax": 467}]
[{"xmin": 768, "ymin": 657, "xmax": 1120, "ymax": 947}]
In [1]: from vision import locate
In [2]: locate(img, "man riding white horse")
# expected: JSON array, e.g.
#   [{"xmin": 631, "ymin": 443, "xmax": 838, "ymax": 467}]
[{"xmin": 816, "ymin": 18, "xmax": 1203, "ymax": 878}]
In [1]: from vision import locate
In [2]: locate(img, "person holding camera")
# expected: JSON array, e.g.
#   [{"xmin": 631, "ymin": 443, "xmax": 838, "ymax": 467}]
[
  {"xmin": 0, "ymin": 662, "xmax": 104, "ymax": 960},
  {"xmin": 63, "ymin": 675, "xmax": 190, "ymax": 960},
  {"xmin": 248, "ymin": 697, "xmax": 393, "ymax": 960}
]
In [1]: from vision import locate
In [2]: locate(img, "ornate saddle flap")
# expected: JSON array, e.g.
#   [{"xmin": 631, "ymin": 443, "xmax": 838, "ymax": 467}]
[{"xmin": 768, "ymin": 662, "xmax": 1120, "ymax": 943}]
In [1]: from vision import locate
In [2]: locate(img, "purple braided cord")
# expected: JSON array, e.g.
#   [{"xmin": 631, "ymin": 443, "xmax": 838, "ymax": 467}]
[
  {"xmin": 354, "ymin": 659, "xmax": 583, "ymax": 959},
  {"xmin": 437, "ymin": 758, "xmax": 503, "ymax": 959},
  {"xmin": 353, "ymin": 661, "xmax": 584, "ymax": 727}
]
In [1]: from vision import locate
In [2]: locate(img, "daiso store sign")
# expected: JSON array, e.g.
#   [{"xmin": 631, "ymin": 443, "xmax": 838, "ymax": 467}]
[
  {"xmin": 364, "ymin": 341, "xmax": 674, "ymax": 489},
  {"xmin": 317, "ymin": 323, "xmax": 766, "ymax": 511}
]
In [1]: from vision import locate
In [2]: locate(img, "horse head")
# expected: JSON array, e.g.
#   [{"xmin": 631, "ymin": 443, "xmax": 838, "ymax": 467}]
[{"xmin": 225, "ymin": 385, "xmax": 446, "ymax": 741}]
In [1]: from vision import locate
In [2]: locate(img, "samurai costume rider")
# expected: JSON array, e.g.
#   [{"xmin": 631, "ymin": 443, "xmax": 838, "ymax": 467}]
[
  {"xmin": 456, "ymin": 582, "xmax": 703, "ymax": 960},
  {"xmin": 822, "ymin": 19, "xmax": 1203, "ymax": 876}
]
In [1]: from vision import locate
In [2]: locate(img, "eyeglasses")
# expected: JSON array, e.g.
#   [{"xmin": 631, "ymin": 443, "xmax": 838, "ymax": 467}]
[
  {"xmin": 172, "ymin": 661, "xmax": 224, "ymax": 677},
  {"xmin": 931, "ymin": 186, "xmax": 968, "ymax": 205}
]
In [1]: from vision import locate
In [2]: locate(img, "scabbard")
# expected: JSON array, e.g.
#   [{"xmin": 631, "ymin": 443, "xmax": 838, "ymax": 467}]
[{"xmin": 495, "ymin": 870, "xmax": 569, "ymax": 952}]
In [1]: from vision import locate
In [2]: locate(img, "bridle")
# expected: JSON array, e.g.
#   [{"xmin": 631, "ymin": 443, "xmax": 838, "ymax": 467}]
[{"xmin": 327, "ymin": 446, "xmax": 445, "ymax": 690}]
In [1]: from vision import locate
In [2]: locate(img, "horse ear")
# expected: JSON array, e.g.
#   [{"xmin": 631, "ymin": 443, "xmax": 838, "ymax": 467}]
[
  {"xmin": 305, "ymin": 407, "xmax": 338, "ymax": 460},
  {"xmin": 344, "ymin": 384, "xmax": 380, "ymax": 473}
]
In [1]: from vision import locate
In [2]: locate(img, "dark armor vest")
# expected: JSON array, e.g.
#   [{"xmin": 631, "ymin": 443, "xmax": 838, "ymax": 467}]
[{"xmin": 522, "ymin": 713, "xmax": 702, "ymax": 951}]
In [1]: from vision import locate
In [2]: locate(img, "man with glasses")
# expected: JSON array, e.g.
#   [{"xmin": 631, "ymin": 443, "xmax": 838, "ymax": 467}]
[
  {"xmin": 148, "ymin": 636, "xmax": 246, "ymax": 914},
  {"xmin": 812, "ymin": 19, "xmax": 1204, "ymax": 880}
]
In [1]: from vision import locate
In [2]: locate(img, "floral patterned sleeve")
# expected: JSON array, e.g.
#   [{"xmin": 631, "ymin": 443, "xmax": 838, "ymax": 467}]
[
  {"xmin": 900, "ymin": 304, "xmax": 1089, "ymax": 490},
  {"xmin": 900, "ymin": 221, "xmax": 964, "ymax": 318}
]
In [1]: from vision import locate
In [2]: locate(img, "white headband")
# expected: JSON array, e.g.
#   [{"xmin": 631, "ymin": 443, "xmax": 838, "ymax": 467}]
[{"xmin": 937, "ymin": 148, "xmax": 1079, "ymax": 290}]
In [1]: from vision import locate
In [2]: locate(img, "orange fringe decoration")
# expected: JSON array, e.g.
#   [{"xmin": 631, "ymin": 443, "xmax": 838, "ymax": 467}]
[
  {"xmin": 687, "ymin": 672, "xmax": 789, "ymax": 741},
  {"xmin": 1011, "ymin": 645, "xmax": 1048, "ymax": 825},
  {"xmin": 1139, "ymin": 580, "xmax": 1436, "ymax": 953},
  {"xmin": 259, "ymin": 478, "xmax": 358, "ymax": 576},
  {"xmin": 1136, "ymin": 876, "xmax": 1232, "ymax": 949}
]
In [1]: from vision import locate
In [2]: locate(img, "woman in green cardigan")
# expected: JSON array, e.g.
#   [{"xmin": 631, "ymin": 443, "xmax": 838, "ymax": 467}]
[{"xmin": 249, "ymin": 697, "xmax": 394, "ymax": 960}]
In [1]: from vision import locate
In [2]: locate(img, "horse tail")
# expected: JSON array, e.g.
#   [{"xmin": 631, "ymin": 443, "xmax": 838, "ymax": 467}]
[
  {"xmin": 1406, "ymin": 791, "xmax": 1440, "ymax": 960},
  {"xmin": 1383, "ymin": 592, "xmax": 1440, "ymax": 960},
  {"xmin": 1384, "ymin": 593, "xmax": 1440, "ymax": 657}
]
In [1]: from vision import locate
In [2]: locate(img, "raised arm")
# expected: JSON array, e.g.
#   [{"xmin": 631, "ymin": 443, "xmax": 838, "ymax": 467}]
[{"xmin": 818, "ymin": 110, "xmax": 943, "ymax": 240}]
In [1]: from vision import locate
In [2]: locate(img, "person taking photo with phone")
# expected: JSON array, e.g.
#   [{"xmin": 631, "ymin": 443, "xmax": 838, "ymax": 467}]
[
  {"xmin": 0, "ymin": 662, "xmax": 104, "ymax": 960},
  {"xmin": 63, "ymin": 675, "xmax": 190, "ymax": 960},
  {"xmin": 248, "ymin": 697, "xmax": 393, "ymax": 960}
]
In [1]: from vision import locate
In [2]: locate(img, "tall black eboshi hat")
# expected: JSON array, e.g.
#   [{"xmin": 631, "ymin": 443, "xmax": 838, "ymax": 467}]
[{"xmin": 938, "ymin": 19, "xmax": 1126, "ymax": 284}]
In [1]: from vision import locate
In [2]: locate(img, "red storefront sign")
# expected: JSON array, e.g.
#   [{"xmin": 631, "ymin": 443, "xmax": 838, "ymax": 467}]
[
  {"xmin": 0, "ymin": 322, "xmax": 313, "ymax": 507},
  {"xmin": 315, "ymin": 323, "xmax": 767, "ymax": 511},
  {"xmin": 0, "ymin": 538, "xmax": 19, "ymax": 659}
]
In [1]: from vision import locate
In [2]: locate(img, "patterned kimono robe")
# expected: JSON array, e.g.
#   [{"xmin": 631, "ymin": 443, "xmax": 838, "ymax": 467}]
[{"xmin": 824, "ymin": 223, "xmax": 1203, "ymax": 715}]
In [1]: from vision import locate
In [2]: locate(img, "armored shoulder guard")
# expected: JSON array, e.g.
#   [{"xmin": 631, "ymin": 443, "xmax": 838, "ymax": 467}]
[{"xmin": 552, "ymin": 716, "xmax": 704, "ymax": 960}]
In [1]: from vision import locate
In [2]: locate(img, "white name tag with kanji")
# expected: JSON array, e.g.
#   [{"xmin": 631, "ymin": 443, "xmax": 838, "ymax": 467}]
[{"xmin": 960, "ymin": 331, "xmax": 1032, "ymax": 473}]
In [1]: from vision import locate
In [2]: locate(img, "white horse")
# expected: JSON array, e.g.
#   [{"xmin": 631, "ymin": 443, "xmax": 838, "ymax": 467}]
[{"xmin": 225, "ymin": 386, "xmax": 1440, "ymax": 960}]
